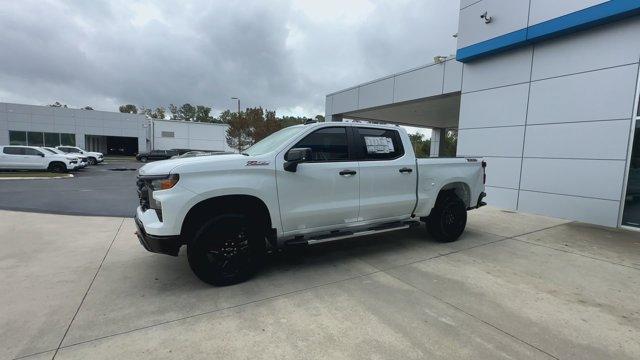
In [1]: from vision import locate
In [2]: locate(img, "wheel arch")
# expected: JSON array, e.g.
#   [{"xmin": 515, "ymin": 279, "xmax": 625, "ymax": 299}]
[
  {"xmin": 47, "ymin": 161, "xmax": 67, "ymax": 171},
  {"xmin": 180, "ymin": 194, "xmax": 275, "ymax": 246},
  {"xmin": 437, "ymin": 181, "xmax": 471, "ymax": 208}
]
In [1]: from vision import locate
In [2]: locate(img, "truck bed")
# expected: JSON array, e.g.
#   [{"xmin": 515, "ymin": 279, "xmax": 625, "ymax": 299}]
[{"xmin": 413, "ymin": 157, "xmax": 485, "ymax": 217}]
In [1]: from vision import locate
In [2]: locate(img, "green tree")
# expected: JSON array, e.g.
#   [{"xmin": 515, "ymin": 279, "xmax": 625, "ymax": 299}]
[
  {"xmin": 221, "ymin": 110, "xmax": 254, "ymax": 153},
  {"xmin": 139, "ymin": 106, "xmax": 165, "ymax": 119},
  {"xmin": 195, "ymin": 105, "xmax": 213, "ymax": 122},
  {"xmin": 169, "ymin": 104, "xmax": 180, "ymax": 119},
  {"xmin": 315, "ymin": 114, "xmax": 325, "ymax": 122},
  {"xmin": 442, "ymin": 129, "xmax": 457, "ymax": 157},
  {"xmin": 253, "ymin": 109, "xmax": 282, "ymax": 142},
  {"xmin": 179, "ymin": 103, "xmax": 196, "ymax": 121},
  {"xmin": 119, "ymin": 104, "xmax": 138, "ymax": 114},
  {"xmin": 408, "ymin": 133, "xmax": 431, "ymax": 158}
]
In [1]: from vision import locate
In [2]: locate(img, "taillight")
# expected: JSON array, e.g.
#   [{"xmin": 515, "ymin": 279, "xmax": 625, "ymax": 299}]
[{"xmin": 481, "ymin": 161, "xmax": 487, "ymax": 184}]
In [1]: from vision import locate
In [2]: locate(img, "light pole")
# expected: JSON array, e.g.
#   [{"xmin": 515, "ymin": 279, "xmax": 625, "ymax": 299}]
[{"xmin": 231, "ymin": 97, "xmax": 240, "ymax": 114}]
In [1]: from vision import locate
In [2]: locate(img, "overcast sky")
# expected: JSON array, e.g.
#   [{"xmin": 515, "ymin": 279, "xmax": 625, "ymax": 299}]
[{"xmin": 0, "ymin": 0, "xmax": 459, "ymax": 125}]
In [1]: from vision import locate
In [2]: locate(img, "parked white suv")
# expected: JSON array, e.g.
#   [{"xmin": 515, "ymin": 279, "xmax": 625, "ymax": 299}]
[
  {"xmin": 135, "ymin": 122, "xmax": 486, "ymax": 285},
  {"xmin": 56, "ymin": 146, "xmax": 103, "ymax": 165},
  {"xmin": 42, "ymin": 147, "xmax": 87, "ymax": 169},
  {"xmin": 0, "ymin": 145, "xmax": 78, "ymax": 172}
]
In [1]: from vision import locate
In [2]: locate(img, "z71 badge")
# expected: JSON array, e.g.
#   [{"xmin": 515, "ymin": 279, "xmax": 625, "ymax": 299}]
[{"xmin": 245, "ymin": 160, "xmax": 270, "ymax": 166}]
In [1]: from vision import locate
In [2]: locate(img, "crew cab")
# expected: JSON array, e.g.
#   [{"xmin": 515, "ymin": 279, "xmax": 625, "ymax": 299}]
[
  {"xmin": 135, "ymin": 122, "xmax": 486, "ymax": 285},
  {"xmin": 57, "ymin": 146, "xmax": 103, "ymax": 165},
  {"xmin": 0, "ymin": 145, "xmax": 79, "ymax": 172}
]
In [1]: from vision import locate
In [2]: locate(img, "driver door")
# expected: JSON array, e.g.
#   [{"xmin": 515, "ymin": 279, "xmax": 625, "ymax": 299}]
[{"xmin": 275, "ymin": 126, "xmax": 360, "ymax": 234}]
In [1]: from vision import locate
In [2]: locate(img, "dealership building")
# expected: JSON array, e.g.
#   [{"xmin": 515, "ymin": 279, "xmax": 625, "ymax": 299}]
[
  {"xmin": 326, "ymin": 0, "xmax": 640, "ymax": 229},
  {"xmin": 0, "ymin": 102, "xmax": 232, "ymax": 155}
]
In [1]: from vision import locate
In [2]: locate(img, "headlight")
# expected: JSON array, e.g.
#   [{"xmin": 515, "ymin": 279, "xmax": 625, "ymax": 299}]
[{"xmin": 149, "ymin": 174, "xmax": 180, "ymax": 191}]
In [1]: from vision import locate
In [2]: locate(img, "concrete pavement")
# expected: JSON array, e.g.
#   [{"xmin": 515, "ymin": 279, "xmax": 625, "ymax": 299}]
[{"xmin": 1, "ymin": 207, "xmax": 639, "ymax": 359}]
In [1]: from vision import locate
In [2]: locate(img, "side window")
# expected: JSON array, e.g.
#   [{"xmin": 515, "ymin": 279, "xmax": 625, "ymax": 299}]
[
  {"xmin": 3, "ymin": 147, "xmax": 25, "ymax": 155},
  {"xmin": 24, "ymin": 148, "xmax": 43, "ymax": 156},
  {"xmin": 354, "ymin": 128, "xmax": 404, "ymax": 160},
  {"xmin": 291, "ymin": 127, "xmax": 349, "ymax": 162}
]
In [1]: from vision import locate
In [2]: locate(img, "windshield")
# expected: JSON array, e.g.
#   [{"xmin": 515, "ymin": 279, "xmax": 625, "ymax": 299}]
[{"xmin": 244, "ymin": 126, "xmax": 307, "ymax": 156}]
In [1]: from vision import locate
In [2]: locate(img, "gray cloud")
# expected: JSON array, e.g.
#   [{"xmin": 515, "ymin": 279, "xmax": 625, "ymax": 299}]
[{"xmin": 0, "ymin": 0, "xmax": 458, "ymax": 116}]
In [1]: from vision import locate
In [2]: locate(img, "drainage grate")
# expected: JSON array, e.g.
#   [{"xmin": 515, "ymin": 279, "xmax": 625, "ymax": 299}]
[{"xmin": 108, "ymin": 168, "xmax": 137, "ymax": 171}]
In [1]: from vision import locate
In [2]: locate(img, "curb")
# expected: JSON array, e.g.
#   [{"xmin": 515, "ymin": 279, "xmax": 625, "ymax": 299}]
[{"xmin": 0, "ymin": 174, "xmax": 74, "ymax": 180}]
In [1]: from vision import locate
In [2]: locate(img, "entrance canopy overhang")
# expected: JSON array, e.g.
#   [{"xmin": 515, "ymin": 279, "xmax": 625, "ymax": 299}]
[{"xmin": 325, "ymin": 57, "xmax": 463, "ymax": 129}]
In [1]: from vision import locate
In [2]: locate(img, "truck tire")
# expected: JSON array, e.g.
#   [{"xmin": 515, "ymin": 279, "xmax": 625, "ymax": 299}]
[
  {"xmin": 426, "ymin": 192, "xmax": 467, "ymax": 242},
  {"xmin": 48, "ymin": 162, "xmax": 67, "ymax": 173},
  {"xmin": 187, "ymin": 213, "xmax": 266, "ymax": 286}
]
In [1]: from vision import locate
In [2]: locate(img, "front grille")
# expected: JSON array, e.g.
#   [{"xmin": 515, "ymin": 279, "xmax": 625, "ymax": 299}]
[{"xmin": 136, "ymin": 177, "xmax": 150, "ymax": 210}]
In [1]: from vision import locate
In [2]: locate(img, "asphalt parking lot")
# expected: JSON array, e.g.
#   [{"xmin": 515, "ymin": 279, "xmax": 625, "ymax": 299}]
[
  {"xmin": 2, "ymin": 207, "xmax": 639, "ymax": 360},
  {"xmin": 0, "ymin": 159, "xmax": 141, "ymax": 217}
]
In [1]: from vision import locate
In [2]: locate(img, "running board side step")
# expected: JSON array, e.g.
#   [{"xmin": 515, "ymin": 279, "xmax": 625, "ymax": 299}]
[{"xmin": 284, "ymin": 221, "xmax": 421, "ymax": 246}]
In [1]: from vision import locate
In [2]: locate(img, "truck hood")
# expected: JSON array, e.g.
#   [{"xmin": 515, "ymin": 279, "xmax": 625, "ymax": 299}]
[{"xmin": 138, "ymin": 153, "xmax": 250, "ymax": 176}]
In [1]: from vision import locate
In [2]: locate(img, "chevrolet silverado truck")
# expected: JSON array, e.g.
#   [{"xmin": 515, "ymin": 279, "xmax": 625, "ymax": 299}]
[{"xmin": 135, "ymin": 122, "xmax": 486, "ymax": 285}]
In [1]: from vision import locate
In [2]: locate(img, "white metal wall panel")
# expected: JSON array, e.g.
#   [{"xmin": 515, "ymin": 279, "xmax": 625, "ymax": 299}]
[
  {"xmin": 528, "ymin": 65, "xmax": 638, "ymax": 124},
  {"xmin": 458, "ymin": 126, "xmax": 525, "ymax": 157},
  {"xmin": 457, "ymin": 0, "xmax": 530, "ymax": 49},
  {"xmin": 461, "ymin": 0, "xmax": 482, "ymax": 9},
  {"xmin": 8, "ymin": 121, "xmax": 30, "ymax": 131},
  {"xmin": 54, "ymin": 116, "xmax": 74, "ymax": 126},
  {"xmin": 394, "ymin": 65, "xmax": 444, "ymax": 103},
  {"xmin": 483, "ymin": 157, "xmax": 522, "ymax": 189},
  {"xmin": 485, "ymin": 186, "xmax": 518, "ymax": 209},
  {"xmin": 462, "ymin": 46, "xmax": 533, "ymax": 93},
  {"xmin": 523, "ymin": 120, "xmax": 631, "ymax": 160},
  {"xmin": 520, "ymin": 158, "xmax": 626, "ymax": 200},
  {"xmin": 528, "ymin": 0, "xmax": 608, "ymax": 26},
  {"xmin": 518, "ymin": 190, "xmax": 620, "ymax": 227},
  {"xmin": 459, "ymin": 83, "xmax": 529, "ymax": 129},
  {"xmin": 532, "ymin": 18, "xmax": 640, "ymax": 80},
  {"xmin": 443, "ymin": 60, "xmax": 464, "ymax": 93},
  {"xmin": 358, "ymin": 77, "xmax": 394, "ymax": 109},
  {"xmin": 54, "ymin": 124, "xmax": 75, "ymax": 133},
  {"xmin": 325, "ymin": 95, "xmax": 333, "ymax": 116},
  {"xmin": 331, "ymin": 88, "xmax": 359, "ymax": 114}
]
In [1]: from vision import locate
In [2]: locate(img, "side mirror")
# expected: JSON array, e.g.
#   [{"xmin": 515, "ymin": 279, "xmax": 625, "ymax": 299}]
[
  {"xmin": 284, "ymin": 147, "xmax": 312, "ymax": 172},
  {"xmin": 39, "ymin": 153, "xmax": 45, "ymax": 157}
]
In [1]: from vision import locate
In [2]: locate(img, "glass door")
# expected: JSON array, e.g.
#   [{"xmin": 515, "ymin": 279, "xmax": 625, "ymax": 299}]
[{"xmin": 621, "ymin": 100, "xmax": 640, "ymax": 227}]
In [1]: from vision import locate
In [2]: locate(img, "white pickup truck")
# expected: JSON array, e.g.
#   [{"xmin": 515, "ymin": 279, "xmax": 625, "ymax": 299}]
[{"xmin": 135, "ymin": 122, "xmax": 486, "ymax": 285}]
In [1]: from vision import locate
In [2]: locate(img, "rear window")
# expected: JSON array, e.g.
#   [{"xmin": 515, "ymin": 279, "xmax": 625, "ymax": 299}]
[
  {"xmin": 3, "ymin": 147, "xmax": 25, "ymax": 155},
  {"xmin": 354, "ymin": 128, "xmax": 404, "ymax": 160}
]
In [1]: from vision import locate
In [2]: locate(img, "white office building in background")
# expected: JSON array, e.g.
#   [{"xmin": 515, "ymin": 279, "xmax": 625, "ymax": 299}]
[
  {"xmin": 326, "ymin": 0, "xmax": 640, "ymax": 229},
  {"xmin": 0, "ymin": 102, "xmax": 232, "ymax": 155}
]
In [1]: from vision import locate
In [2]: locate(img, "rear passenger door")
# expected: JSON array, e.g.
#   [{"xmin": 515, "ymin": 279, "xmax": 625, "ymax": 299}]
[{"xmin": 354, "ymin": 127, "xmax": 417, "ymax": 222}]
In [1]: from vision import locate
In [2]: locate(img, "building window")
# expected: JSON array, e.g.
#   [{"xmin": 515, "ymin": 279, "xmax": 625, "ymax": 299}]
[
  {"xmin": 44, "ymin": 132, "xmax": 60, "ymax": 147},
  {"xmin": 161, "ymin": 131, "xmax": 175, "ymax": 138},
  {"xmin": 60, "ymin": 133, "xmax": 76, "ymax": 146},
  {"xmin": 27, "ymin": 132, "xmax": 44, "ymax": 147},
  {"xmin": 9, "ymin": 131, "xmax": 27, "ymax": 145},
  {"xmin": 8, "ymin": 131, "xmax": 75, "ymax": 146}
]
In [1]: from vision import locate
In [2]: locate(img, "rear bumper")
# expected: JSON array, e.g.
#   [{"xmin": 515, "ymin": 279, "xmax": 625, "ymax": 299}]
[{"xmin": 134, "ymin": 215, "xmax": 181, "ymax": 256}]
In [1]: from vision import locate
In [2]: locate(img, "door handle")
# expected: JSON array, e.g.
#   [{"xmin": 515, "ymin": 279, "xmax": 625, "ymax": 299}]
[
  {"xmin": 399, "ymin": 167, "xmax": 413, "ymax": 173},
  {"xmin": 339, "ymin": 169, "xmax": 357, "ymax": 176}
]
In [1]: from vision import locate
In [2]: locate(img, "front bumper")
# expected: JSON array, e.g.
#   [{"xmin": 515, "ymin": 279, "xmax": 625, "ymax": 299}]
[{"xmin": 134, "ymin": 215, "xmax": 181, "ymax": 256}]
